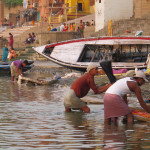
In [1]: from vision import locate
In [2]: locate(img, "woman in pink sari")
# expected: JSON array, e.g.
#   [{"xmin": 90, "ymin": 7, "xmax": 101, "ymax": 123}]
[{"xmin": 9, "ymin": 33, "xmax": 14, "ymax": 49}]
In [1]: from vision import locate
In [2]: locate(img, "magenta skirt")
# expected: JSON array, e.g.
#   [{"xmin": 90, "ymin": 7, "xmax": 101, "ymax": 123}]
[{"xmin": 104, "ymin": 93, "xmax": 131, "ymax": 119}]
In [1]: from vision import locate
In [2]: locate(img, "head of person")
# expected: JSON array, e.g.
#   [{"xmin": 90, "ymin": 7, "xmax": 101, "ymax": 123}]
[
  {"xmin": 134, "ymin": 69, "xmax": 149, "ymax": 86},
  {"xmin": 21, "ymin": 60, "xmax": 29, "ymax": 68},
  {"xmin": 86, "ymin": 63, "xmax": 99, "ymax": 75}
]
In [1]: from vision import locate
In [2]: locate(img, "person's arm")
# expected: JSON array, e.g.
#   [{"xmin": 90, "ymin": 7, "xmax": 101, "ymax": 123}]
[
  {"xmin": 123, "ymin": 95, "xmax": 128, "ymax": 104},
  {"xmin": 89, "ymin": 76, "xmax": 112, "ymax": 94},
  {"xmin": 136, "ymin": 87, "xmax": 150, "ymax": 113},
  {"xmin": 128, "ymin": 82, "xmax": 150, "ymax": 113},
  {"xmin": 97, "ymin": 83, "xmax": 112, "ymax": 93},
  {"xmin": 16, "ymin": 68, "xmax": 23, "ymax": 77}
]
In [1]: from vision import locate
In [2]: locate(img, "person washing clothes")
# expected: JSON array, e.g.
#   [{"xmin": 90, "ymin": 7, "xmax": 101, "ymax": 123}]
[
  {"xmin": 10, "ymin": 60, "xmax": 29, "ymax": 81},
  {"xmin": 103, "ymin": 69, "xmax": 150, "ymax": 124},
  {"xmin": 64, "ymin": 63, "xmax": 111, "ymax": 113}
]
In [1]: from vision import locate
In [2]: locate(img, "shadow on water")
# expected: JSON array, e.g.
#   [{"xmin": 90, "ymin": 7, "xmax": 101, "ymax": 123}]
[{"xmin": 0, "ymin": 68, "xmax": 150, "ymax": 149}]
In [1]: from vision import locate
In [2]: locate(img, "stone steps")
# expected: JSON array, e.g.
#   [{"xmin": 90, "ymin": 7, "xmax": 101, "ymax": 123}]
[
  {"xmin": 84, "ymin": 26, "xmax": 95, "ymax": 37},
  {"xmin": 12, "ymin": 47, "xmax": 47, "ymax": 61},
  {"xmin": 0, "ymin": 26, "xmax": 35, "ymax": 38},
  {"xmin": 12, "ymin": 48, "xmax": 35, "ymax": 61}
]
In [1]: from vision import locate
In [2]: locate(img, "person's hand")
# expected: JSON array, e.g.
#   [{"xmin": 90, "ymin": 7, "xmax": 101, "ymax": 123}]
[
  {"xmin": 20, "ymin": 74, "xmax": 24, "ymax": 77},
  {"xmin": 106, "ymin": 83, "xmax": 112, "ymax": 88}
]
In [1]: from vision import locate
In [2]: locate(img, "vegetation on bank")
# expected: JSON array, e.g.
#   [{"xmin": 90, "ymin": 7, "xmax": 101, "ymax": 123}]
[{"xmin": 0, "ymin": 0, "xmax": 23, "ymax": 8}]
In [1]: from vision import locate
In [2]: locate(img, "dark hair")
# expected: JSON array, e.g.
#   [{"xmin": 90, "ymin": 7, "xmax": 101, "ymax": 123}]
[{"xmin": 23, "ymin": 60, "xmax": 29, "ymax": 65}]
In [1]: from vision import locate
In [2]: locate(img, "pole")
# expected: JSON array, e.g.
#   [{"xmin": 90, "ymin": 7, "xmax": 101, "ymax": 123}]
[
  {"xmin": 49, "ymin": 0, "xmax": 54, "ymax": 26},
  {"xmin": 65, "ymin": 4, "xmax": 67, "ymax": 22},
  {"xmin": 75, "ymin": 2, "xmax": 77, "ymax": 31}
]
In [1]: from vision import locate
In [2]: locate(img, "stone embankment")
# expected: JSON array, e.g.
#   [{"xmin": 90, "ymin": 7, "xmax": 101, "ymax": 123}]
[
  {"xmin": 2, "ymin": 14, "xmax": 150, "ymax": 61},
  {"xmin": 92, "ymin": 17, "xmax": 150, "ymax": 37}
]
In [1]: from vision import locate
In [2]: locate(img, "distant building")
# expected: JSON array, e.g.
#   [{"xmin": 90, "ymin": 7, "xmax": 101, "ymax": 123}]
[
  {"xmin": 95, "ymin": 0, "xmax": 134, "ymax": 32},
  {"xmin": 0, "ymin": 1, "xmax": 22, "ymax": 26},
  {"xmin": 134, "ymin": 0, "xmax": 150, "ymax": 18},
  {"xmin": 64, "ymin": 0, "xmax": 92, "ymax": 20},
  {"xmin": 95, "ymin": 0, "xmax": 150, "ymax": 32}
]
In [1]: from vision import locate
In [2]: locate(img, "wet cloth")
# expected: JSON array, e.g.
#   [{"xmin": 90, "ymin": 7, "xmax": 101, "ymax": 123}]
[
  {"xmin": 104, "ymin": 93, "xmax": 131, "ymax": 119},
  {"xmin": 71, "ymin": 73, "xmax": 98, "ymax": 98},
  {"xmin": 64, "ymin": 89, "xmax": 86, "ymax": 108},
  {"xmin": 100, "ymin": 60, "xmax": 116, "ymax": 83}
]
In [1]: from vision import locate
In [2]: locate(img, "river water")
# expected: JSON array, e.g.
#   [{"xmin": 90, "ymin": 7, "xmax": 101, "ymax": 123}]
[{"xmin": 1, "ymin": 67, "xmax": 150, "ymax": 150}]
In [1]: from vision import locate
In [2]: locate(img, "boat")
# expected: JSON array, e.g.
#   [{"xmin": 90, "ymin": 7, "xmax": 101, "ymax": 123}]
[
  {"xmin": 33, "ymin": 36, "xmax": 150, "ymax": 72},
  {"xmin": 0, "ymin": 61, "xmax": 34, "ymax": 75}
]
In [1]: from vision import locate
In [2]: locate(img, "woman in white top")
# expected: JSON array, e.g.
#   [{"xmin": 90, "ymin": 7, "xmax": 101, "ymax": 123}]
[{"xmin": 104, "ymin": 70, "xmax": 150, "ymax": 124}]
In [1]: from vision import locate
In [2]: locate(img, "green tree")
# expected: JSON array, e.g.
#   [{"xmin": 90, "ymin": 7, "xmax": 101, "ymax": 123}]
[{"xmin": 0, "ymin": 0, "xmax": 23, "ymax": 8}]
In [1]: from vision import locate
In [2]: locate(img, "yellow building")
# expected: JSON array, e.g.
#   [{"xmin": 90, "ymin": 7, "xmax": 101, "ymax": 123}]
[{"xmin": 65, "ymin": 0, "xmax": 90, "ymax": 20}]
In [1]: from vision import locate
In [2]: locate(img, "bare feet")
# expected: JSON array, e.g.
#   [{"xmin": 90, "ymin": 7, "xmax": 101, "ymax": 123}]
[
  {"xmin": 80, "ymin": 105, "xmax": 90, "ymax": 113},
  {"xmin": 65, "ymin": 107, "xmax": 71, "ymax": 112}
]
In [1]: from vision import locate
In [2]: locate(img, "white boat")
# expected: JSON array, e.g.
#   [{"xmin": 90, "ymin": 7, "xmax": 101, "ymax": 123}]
[{"xmin": 33, "ymin": 36, "xmax": 150, "ymax": 72}]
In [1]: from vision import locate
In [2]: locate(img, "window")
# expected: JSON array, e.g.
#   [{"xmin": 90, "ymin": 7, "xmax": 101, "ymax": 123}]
[{"xmin": 78, "ymin": 3, "xmax": 82, "ymax": 11}]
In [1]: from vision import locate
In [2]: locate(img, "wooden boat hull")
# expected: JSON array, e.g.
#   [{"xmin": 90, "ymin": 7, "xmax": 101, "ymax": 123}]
[{"xmin": 33, "ymin": 37, "xmax": 150, "ymax": 72}]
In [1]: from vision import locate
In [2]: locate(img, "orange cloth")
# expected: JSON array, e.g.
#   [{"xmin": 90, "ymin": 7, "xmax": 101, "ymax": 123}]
[
  {"xmin": 132, "ymin": 110, "xmax": 150, "ymax": 118},
  {"xmin": 8, "ymin": 50, "xmax": 16, "ymax": 60}
]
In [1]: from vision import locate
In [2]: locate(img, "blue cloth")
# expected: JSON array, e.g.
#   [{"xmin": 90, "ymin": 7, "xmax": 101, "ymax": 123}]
[
  {"xmin": 51, "ymin": 28, "xmax": 57, "ymax": 31},
  {"xmin": 2, "ymin": 47, "xmax": 8, "ymax": 61}
]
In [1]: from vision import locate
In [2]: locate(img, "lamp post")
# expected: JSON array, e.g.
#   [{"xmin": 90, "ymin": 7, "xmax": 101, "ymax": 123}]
[{"xmin": 49, "ymin": 0, "xmax": 54, "ymax": 26}]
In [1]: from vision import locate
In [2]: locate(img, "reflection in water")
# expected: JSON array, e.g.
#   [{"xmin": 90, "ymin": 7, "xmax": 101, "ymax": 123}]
[
  {"xmin": 0, "ymin": 75, "xmax": 150, "ymax": 149},
  {"xmin": 64, "ymin": 112, "xmax": 105, "ymax": 149},
  {"xmin": 103, "ymin": 123, "xmax": 127, "ymax": 150}
]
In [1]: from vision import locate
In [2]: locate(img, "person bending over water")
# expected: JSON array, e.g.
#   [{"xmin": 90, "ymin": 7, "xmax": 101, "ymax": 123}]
[
  {"xmin": 104, "ymin": 69, "xmax": 150, "ymax": 124},
  {"xmin": 64, "ymin": 63, "xmax": 111, "ymax": 113},
  {"xmin": 10, "ymin": 60, "xmax": 29, "ymax": 81}
]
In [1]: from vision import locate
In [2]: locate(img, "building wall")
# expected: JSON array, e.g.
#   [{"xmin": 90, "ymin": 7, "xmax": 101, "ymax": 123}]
[
  {"xmin": 0, "ymin": 1, "xmax": 4, "ymax": 25},
  {"xmin": 65, "ymin": 0, "xmax": 90, "ymax": 14},
  {"xmin": 95, "ymin": 0, "xmax": 134, "ymax": 32},
  {"xmin": 134, "ymin": 0, "xmax": 150, "ymax": 18},
  {"xmin": 37, "ymin": 32, "xmax": 81, "ymax": 45},
  {"xmin": 95, "ymin": 0, "xmax": 104, "ymax": 32},
  {"xmin": 4, "ymin": 5, "xmax": 22, "ymax": 19},
  {"xmin": 0, "ymin": 2, "xmax": 22, "ymax": 25}
]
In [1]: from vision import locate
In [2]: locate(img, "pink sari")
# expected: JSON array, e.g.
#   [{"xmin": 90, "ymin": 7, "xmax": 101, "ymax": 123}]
[{"xmin": 9, "ymin": 34, "xmax": 13, "ymax": 48}]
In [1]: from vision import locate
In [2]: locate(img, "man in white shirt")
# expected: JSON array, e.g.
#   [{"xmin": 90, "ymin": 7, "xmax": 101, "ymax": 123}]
[{"xmin": 60, "ymin": 23, "xmax": 65, "ymax": 32}]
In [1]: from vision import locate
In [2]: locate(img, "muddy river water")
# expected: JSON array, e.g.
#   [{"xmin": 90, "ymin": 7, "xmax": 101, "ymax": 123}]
[{"xmin": 0, "ymin": 66, "xmax": 150, "ymax": 150}]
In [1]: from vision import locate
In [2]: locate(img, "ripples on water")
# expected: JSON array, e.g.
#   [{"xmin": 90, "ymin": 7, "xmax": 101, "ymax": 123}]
[{"xmin": 0, "ymin": 74, "xmax": 150, "ymax": 150}]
